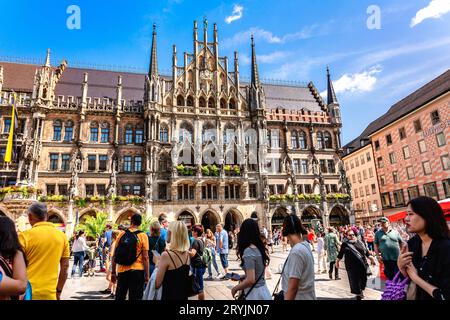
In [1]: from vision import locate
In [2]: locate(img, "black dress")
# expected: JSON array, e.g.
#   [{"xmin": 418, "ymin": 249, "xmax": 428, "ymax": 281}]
[
  {"xmin": 161, "ymin": 250, "xmax": 190, "ymax": 300},
  {"xmin": 407, "ymin": 235, "xmax": 450, "ymax": 300},
  {"xmin": 337, "ymin": 240, "xmax": 370, "ymax": 295}
]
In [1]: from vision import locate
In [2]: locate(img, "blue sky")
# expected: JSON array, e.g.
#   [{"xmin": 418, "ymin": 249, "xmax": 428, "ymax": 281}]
[{"xmin": 1, "ymin": 0, "xmax": 450, "ymax": 144}]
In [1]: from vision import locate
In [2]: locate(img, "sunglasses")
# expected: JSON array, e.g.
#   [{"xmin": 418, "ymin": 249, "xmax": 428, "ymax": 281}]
[{"xmin": 347, "ymin": 234, "xmax": 355, "ymax": 237}]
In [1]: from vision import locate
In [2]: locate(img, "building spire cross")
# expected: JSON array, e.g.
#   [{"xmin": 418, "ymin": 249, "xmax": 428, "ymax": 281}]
[{"xmin": 149, "ymin": 23, "xmax": 158, "ymax": 77}]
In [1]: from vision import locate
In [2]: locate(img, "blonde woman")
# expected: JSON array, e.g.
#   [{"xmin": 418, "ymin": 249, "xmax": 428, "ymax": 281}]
[
  {"xmin": 153, "ymin": 221, "xmax": 190, "ymax": 300},
  {"xmin": 205, "ymin": 229, "xmax": 220, "ymax": 280},
  {"xmin": 101, "ymin": 230, "xmax": 119, "ymax": 298}
]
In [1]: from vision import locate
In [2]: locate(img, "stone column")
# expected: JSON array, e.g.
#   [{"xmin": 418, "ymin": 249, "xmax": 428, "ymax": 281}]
[
  {"xmin": 322, "ymin": 201, "xmax": 330, "ymax": 228},
  {"xmin": 108, "ymin": 200, "xmax": 114, "ymax": 222},
  {"xmin": 66, "ymin": 200, "xmax": 75, "ymax": 236}
]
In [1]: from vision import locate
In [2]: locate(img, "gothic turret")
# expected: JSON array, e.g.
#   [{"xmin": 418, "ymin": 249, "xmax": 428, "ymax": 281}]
[
  {"xmin": 326, "ymin": 66, "xmax": 341, "ymax": 124},
  {"xmin": 249, "ymin": 36, "xmax": 264, "ymax": 111},
  {"xmin": 145, "ymin": 23, "xmax": 161, "ymax": 104}
]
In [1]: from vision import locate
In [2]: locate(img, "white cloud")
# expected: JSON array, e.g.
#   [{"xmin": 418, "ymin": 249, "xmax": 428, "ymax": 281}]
[
  {"xmin": 225, "ymin": 4, "xmax": 244, "ymax": 24},
  {"xmin": 222, "ymin": 24, "xmax": 327, "ymax": 48},
  {"xmin": 321, "ymin": 66, "xmax": 382, "ymax": 98},
  {"xmin": 411, "ymin": 0, "xmax": 450, "ymax": 27}
]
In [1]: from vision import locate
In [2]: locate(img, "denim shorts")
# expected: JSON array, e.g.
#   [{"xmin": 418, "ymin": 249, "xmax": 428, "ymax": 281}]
[
  {"xmin": 193, "ymin": 267, "xmax": 206, "ymax": 292},
  {"xmin": 220, "ymin": 253, "xmax": 229, "ymax": 269}
]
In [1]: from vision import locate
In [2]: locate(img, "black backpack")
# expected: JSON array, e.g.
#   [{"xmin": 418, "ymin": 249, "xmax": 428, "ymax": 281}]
[{"xmin": 114, "ymin": 230, "xmax": 142, "ymax": 266}]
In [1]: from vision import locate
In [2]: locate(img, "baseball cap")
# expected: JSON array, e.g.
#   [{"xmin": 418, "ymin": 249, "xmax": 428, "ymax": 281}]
[{"xmin": 378, "ymin": 217, "xmax": 389, "ymax": 223}]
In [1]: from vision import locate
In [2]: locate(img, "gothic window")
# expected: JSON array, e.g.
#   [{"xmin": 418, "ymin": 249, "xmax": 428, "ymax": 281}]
[
  {"xmin": 99, "ymin": 155, "xmax": 108, "ymax": 171},
  {"xmin": 53, "ymin": 120, "xmax": 62, "ymax": 141},
  {"xmin": 90, "ymin": 122, "xmax": 99, "ymax": 142},
  {"xmin": 220, "ymin": 98, "xmax": 226, "ymax": 109},
  {"xmin": 291, "ymin": 131, "xmax": 298, "ymax": 149},
  {"xmin": 179, "ymin": 122, "xmax": 193, "ymax": 143},
  {"xmin": 208, "ymin": 97, "xmax": 215, "ymax": 108},
  {"xmin": 225, "ymin": 184, "xmax": 241, "ymax": 200},
  {"xmin": 160, "ymin": 125, "xmax": 169, "ymax": 143},
  {"xmin": 324, "ymin": 131, "xmax": 333, "ymax": 149},
  {"xmin": 135, "ymin": 127, "xmax": 144, "ymax": 144},
  {"xmin": 229, "ymin": 99, "xmax": 236, "ymax": 109},
  {"xmin": 299, "ymin": 131, "xmax": 307, "ymax": 149},
  {"xmin": 186, "ymin": 96, "xmax": 194, "ymax": 107},
  {"xmin": 101, "ymin": 123, "xmax": 109, "ymax": 143},
  {"xmin": 61, "ymin": 154, "xmax": 71, "ymax": 171},
  {"xmin": 123, "ymin": 156, "xmax": 132, "ymax": 172},
  {"xmin": 134, "ymin": 156, "xmax": 142, "ymax": 172},
  {"xmin": 64, "ymin": 120, "xmax": 73, "ymax": 141},
  {"xmin": 316, "ymin": 132, "xmax": 324, "ymax": 149},
  {"xmin": 125, "ymin": 124, "xmax": 133, "ymax": 144},
  {"xmin": 202, "ymin": 123, "xmax": 216, "ymax": 143},
  {"xmin": 3, "ymin": 119, "xmax": 11, "ymax": 134},
  {"xmin": 49, "ymin": 154, "xmax": 59, "ymax": 171},
  {"xmin": 177, "ymin": 95, "xmax": 185, "ymax": 106},
  {"xmin": 199, "ymin": 97, "xmax": 206, "ymax": 108}
]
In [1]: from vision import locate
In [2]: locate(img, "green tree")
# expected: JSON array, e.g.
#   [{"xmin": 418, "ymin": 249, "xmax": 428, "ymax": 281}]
[
  {"xmin": 139, "ymin": 216, "xmax": 158, "ymax": 233},
  {"xmin": 76, "ymin": 212, "xmax": 108, "ymax": 239}
]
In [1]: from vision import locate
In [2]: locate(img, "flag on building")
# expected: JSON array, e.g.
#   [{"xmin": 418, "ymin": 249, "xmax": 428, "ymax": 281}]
[{"xmin": 4, "ymin": 92, "xmax": 19, "ymax": 163}]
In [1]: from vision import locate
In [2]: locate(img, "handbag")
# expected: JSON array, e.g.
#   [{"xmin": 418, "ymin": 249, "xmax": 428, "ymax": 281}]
[
  {"xmin": 272, "ymin": 252, "xmax": 290, "ymax": 301},
  {"xmin": 381, "ymin": 271, "xmax": 410, "ymax": 300}
]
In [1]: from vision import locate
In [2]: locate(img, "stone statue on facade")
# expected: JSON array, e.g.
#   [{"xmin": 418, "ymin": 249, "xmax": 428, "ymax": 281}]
[
  {"xmin": 107, "ymin": 169, "xmax": 117, "ymax": 198},
  {"xmin": 145, "ymin": 172, "xmax": 153, "ymax": 199}
]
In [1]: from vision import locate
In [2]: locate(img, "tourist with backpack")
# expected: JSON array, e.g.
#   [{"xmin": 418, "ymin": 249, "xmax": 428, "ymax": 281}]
[
  {"xmin": 189, "ymin": 225, "xmax": 208, "ymax": 300},
  {"xmin": 111, "ymin": 214, "xmax": 149, "ymax": 300},
  {"xmin": 0, "ymin": 216, "xmax": 28, "ymax": 300},
  {"xmin": 148, "ymin": 221, "xmax": 166, "ymax": 276}
]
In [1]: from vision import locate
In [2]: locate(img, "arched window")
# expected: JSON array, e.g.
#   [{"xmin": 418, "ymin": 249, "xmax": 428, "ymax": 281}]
[
  {"xmin": 229, "ymin": 99, "xmax": 236, "ymax": 109},
  {"xmin": 125, "ymin": 124, "xmax": 133, "ymax": 144},
  {"xmin": 160, "ymin": 125, "xmax": 169, "ymax": 143},
  {"xmin": 220, "ymin": 98, "xmax": 226, "ymax": 109},
  {"xmin": 179, "ymin": 122, "xmax": 193, "ymax": 143},
  {"xmin": 291, "ymin": 131, "xmax": 298, "ymax": 149},
  {"xmin": 324, "ymin": 131, "xmax": 333, "ymax": 149},
  {"xmin": 186, "ymin": 96, "xmax": 194, "ymax": 107},
  {"xmin": 90, "ymin": 121, "xmax": 99, "ymax": 142},
  {"xmin": 208, "ymin": 97, "xmax": 215, "ymax": 108},
  {"xmin": 202, "ymin": 123, "xmax": 216, "ymax": 143},
  {"xmin": 177, "ymin": 95, "xmax": 185, "ymax": 106},
  {"xmin": 101, "ymin": 122, "xmax": 109, "ymax": 143},
  {"xmin": 299, "ymin": 130, "xmax": 307, "ymax": 149},
  {"xmin": 199, "ymin": 97, "xmax": 206, "ymax": 108},
  {"xmin": 63, "ymin": 120, "xmax": 73, "ymax": 141},
  {"xmin": 53, "ymin": 120, "xmax": 62, "ymax": 141},
  {"xmin": 316, "ymin": 132, "xmax": 324, "ymax": 150}
]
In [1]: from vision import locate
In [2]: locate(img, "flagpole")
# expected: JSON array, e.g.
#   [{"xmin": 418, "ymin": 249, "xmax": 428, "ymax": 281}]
[{"xmin": 4, "ymin": 90, "xmax": 17, "ymax": 171}]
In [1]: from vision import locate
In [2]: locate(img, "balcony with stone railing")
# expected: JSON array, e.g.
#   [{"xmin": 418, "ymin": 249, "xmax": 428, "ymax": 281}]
[{"xmin": 0, "ymin": 92, "xmax": 32, "ymax": 107}]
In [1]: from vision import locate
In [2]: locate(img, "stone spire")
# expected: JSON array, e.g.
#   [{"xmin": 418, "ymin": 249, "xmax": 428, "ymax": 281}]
[
  {"xmin": 44, "ymin": 48, "xmax": 51, "ymax": 67},
  {"xmin": 149, "ymin": 23, "xmax": 158, "ymax": 77},
  {"xmin": 327, "ymin": 66, "xmax": 338, "ymax": 105},
  {"xmin": 251, "ymin": 35, "xmax": 260, "ymax": 88}
]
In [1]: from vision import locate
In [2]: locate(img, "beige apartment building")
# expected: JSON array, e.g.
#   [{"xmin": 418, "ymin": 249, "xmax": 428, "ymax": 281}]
[{"xmin": 342, "ymin": 141, "xmax": 383, "ymax": 225}]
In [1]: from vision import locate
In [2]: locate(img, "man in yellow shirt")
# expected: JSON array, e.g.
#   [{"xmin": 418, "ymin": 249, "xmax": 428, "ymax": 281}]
[
  {"xmin": 111, "ymin": 213, "xmax": 149, "ymax": 300},
  {"xmin": 19, "ymin": 202, "xmax": 70, "ymax": 300}
]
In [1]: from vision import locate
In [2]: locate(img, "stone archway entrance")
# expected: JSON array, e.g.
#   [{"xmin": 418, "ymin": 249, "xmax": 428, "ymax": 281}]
[
  {"xmin": 201, "ymin": 211, "xmax": 219, "ymax": 233},
  {"xmin": 116, "ymin": 210, "xmax": 140, "ymax": 227},
  {"xmin": 224, "ymin": 209, "xmax": 242, "ymax": 232},
  {"xmin": 329, "ymin": 205, "xmax": 350, "ymax": 226},
  {"xmin": 78, "ymin": 210, "xmax": 97, "ymax": 223},
  {"xmin": 302, "ymin": 206, "xmax": 321, "ymax": 227},
  {"xmin": 271, "ymin": 207, "xmax": 288, "ymax": 229},
  {"xmin": 178, "ymin": 210, "xmax": 195, "ymax": 227}
]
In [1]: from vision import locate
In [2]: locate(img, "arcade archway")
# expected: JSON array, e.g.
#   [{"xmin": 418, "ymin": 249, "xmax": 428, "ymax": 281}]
[
  {"xmin": 329, "ymin": 205, "xmax": 350, "ymax": 226},
  {"xmin": 200, "ymin": 210, "xmax": 220, "ymax": 233},
  {"xmin": 177, "ymin": 210, "xmax": 196, "ymax": 227},
  {"xmin": 48, "ymin": 213, "xmax": 66, "ymax": 232},
  {"xmin": 271, "ymin": 207, "xmax": 288, "ymax": 229},
  {"xmin": 301, "ymin": 206, "xmax": 321, "ymax": 227},
  {"xmin": 224, "ymin": 209, "xmax": 243, "ymax": 232},
  {"xmin": 78, "ymin": 210, "xmax": 97, "ymax": 223},
  {"xmin": 116, "ymin": 209, "xmax": 141, "ymax": 226}
]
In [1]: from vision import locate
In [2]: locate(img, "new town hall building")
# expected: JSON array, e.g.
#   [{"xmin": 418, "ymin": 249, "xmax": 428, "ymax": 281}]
[{"xmin": 0, "ymin": 21, "xmax": 352, "ymax": 235}]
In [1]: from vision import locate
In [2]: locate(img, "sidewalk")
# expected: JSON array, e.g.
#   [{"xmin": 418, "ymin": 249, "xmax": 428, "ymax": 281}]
[{"xmin": 62, "ymin": 245, "xmax": 384, "ymax": 300}]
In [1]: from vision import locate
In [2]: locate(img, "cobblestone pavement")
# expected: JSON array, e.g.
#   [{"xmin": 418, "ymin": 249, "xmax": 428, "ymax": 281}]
[{"xmin": 62, "ymin": 245, "xmax": 384, "ymax": 300}]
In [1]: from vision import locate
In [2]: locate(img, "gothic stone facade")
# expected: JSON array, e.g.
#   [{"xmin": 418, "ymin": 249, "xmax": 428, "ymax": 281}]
[{"xmin": 0, "ymin": 21, "xmax": 352, "ymax": 234}]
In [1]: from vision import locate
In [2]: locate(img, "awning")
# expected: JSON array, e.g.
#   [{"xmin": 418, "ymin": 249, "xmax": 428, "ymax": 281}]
[{"xmin": 388, "ymin": 199, "xmax": 450, "ymax": 222}]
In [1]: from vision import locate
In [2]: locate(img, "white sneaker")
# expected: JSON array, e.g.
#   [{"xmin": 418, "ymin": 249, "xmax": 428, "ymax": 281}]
[{"xmin": 215, "ymin": 273, "xmax": 223, "ymax": 279}]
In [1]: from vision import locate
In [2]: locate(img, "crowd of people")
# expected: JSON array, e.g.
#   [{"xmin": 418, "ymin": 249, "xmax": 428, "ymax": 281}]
[{"xmin": 0, "ymin": 196, "xmax": 449, "ymax": 301}]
